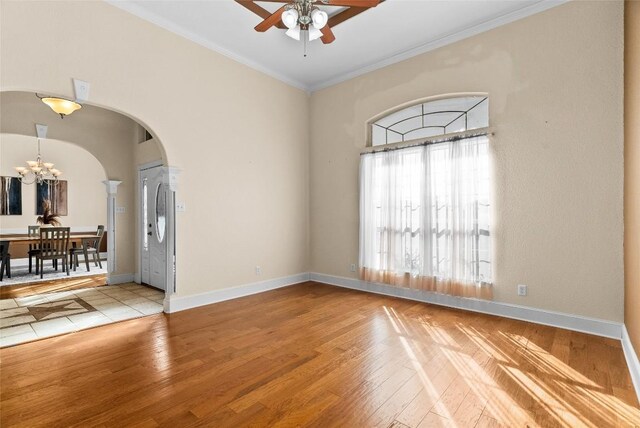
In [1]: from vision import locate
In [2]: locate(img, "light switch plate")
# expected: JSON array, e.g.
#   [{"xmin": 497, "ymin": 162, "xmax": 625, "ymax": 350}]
[
  {"xmin": 115, "ymin": 206, "xmax": 126, "ymax": 214},
  {"xmin": 176, "ymin": 202, "xmax": 186, "ymax": 212},
  {"xmin": 73, "ymin": 78, "xmax": 90, "ymax": 102}
]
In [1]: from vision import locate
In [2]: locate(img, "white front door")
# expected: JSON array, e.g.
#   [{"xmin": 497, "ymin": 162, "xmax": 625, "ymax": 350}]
[{"xmin": 140, "ymin": 167, "xmax": 167, "ymax": 290}]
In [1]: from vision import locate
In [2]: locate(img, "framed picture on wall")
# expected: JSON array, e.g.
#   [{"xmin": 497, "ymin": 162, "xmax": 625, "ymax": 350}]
[
  {"xmin": 0, "ymin": 176, "xmax": 22, "ymax": 215},
  {"xmin": 36, "ymin": 179, "xmax": 68, "ymax": 216}
]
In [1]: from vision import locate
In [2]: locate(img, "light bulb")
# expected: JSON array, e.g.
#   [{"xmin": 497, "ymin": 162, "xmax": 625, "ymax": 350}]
[
  {"xmin": 308, "ymin": 26, "xmax": 323, "ymax": 41},
  {"xmin": 282, "ymin": 9, "xmax": 299, "ymax": 29},
  {"xmin": 286, "ymin": 26, "xmax": 301, "ymax": 41},
  {"xmin": 311, "ymin": 9, "xmax": 328, "ymax": 29}
]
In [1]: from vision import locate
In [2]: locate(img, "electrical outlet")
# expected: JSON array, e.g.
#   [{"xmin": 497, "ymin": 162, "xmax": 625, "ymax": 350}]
[
  {"xmin": 255, "ymin": 266, "xmax": 262, "ymax": 276},
  {"xmin": 517, "ymin": 284, "xmax": 527, "ymax": 296},
  {"xmin": 350, "ymin": 264, "xmax": 356, "ymax": 272}
]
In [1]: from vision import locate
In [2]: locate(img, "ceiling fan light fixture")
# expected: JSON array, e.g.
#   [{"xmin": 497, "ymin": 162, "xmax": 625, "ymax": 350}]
[
  {"xmin": 286, "ymin": 25, "xmax": 301, "ymax": 40},
  {"xmin": 282, "ymin": 8, "xmax": 299, "ymax": 29},
  {"xmin": 308, "ymin": 26, "xmax": 323, "ymax": 41},
  {"xmin": 311, "ymin": 9, "xmax": 328, "ymax": 29}
]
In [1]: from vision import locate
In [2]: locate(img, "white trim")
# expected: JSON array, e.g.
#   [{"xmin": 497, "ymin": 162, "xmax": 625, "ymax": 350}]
[
  {"xmin": 105, "ymin": 0, "xmax": 308, "ymax": 92},
  {"xmin": 308, "ymin": 0, "xmax": 569, "ymax": 92},
  {"xmin": 166, "ymin": 273, "xmax": 310, "ymax": 313},
  {"xmin": 107, "ymin": 273, "xmax": 135, "ymax": 285},
  {"xmin": 309, "ymin": 272, "xmax": 623, "ymax": 340},
  {"xmin": 622, "ymin": 325, "xmax": 640, "ymax": 402},
  {"xmin": 103, "ymin": 180, "xmax": 122, "ymax": 276},
  {"xmin": 106, "ymin": 0, "xmax": 566, "ymax": 93},
  {"xmin": 0, "ymin": 226, "xmax": 102, "ymax": 235}
]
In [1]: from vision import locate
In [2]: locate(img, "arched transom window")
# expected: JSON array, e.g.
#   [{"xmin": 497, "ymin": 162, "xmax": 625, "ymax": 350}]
[{"xmin": 370, "ymin": 96, "xmax": 488, "ymax": 146}]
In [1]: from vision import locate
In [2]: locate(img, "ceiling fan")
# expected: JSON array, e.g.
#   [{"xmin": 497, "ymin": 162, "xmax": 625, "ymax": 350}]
[{"xmin": 236, "ymin": 0, "xmax": 381, "ymax": 46}]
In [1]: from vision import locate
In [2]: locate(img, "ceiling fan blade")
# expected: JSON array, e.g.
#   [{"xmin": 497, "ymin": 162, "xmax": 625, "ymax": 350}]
[
  {"xmin": 327, "ymin": 6, "xmax": 367, "ymax": 27},
  {"xmin": 254, "ymin": 5, "xmax": 286, "ymax": 32},
  {"xmin": 320, "ymin": 25, "xmax": 335, "ymax": 44},
  {"xmin": 322, "ymin": 0, "xmax": 379, "ymax": 7},
  {"xmin": 236, "ymin": 1, "xmax": 286, "ymax": 29}
]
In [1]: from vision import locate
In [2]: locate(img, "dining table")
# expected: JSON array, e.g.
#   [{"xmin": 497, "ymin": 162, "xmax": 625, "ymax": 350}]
[{"xmin": 0, "ymin": 233, "xmax": 101, "ymax": 277}]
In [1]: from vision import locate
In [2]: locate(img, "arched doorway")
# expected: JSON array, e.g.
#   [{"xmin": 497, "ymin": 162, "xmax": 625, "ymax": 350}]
[{"xmin": 0, "ymin": 90, "xmax": 178, "ymax": 313}]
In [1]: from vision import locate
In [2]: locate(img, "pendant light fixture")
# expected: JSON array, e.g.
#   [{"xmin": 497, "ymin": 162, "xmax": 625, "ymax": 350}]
[{"xmin": 37, "ymin": 95, "xmax": 82, "ymax": 118}]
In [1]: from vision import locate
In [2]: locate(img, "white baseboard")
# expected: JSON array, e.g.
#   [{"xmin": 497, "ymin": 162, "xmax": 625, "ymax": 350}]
[
  {"xmin": 622, "ymin": 325, "xmax": 640, "ymax": 401},
  {"xmin": 309, "ymin": 272, "xmax": 623, "ymax": 340},
  {"xmin": 107, "ymin": 273, "xmax": 135, "ymax": 285},
  {"xmin": 167, "ymin": 272, "xmax": 310, "ymax": 313},
  {"xmin": 9, "ymin": 252, "xmax": 108, "ymax": 268}
]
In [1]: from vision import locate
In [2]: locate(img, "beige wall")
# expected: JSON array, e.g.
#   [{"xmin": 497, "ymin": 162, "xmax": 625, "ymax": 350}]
[
  {"xmin": 135, "ymin": 138, "xmax": 163, "ymax": 167},
  {"xmin": 309, "ymin": 1, "xmax": 624, "ymax": 322},
  {"xmin": 0, "ymin": 0, "xmax": 309, "ymax": 296},
  {"xmin": 0, "ymin": 134, "xmax": 107, "ymax": 231},
  {"xmin": 625, "ymin": 0, "xmax": 640, "ymax": 354}
]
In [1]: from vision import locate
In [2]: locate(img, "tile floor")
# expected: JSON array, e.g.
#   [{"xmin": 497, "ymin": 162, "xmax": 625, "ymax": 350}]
[{"xmin": 0, "ymin": 284, "xmax": 164, "ymax": 347}]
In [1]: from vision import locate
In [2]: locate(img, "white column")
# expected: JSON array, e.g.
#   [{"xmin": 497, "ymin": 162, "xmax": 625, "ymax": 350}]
[
  {"xmin": 103, "ymin": 180, "xmax": 122, "ymax": 277},
  {"xmin": 161, "ymin": 167, "xmax": 180, "ymax": 312}
]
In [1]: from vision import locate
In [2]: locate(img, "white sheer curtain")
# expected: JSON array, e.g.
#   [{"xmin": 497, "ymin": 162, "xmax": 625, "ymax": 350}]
[{"xmin": 359, "ymin": 136, "xmax": 492, "ymax": 299}]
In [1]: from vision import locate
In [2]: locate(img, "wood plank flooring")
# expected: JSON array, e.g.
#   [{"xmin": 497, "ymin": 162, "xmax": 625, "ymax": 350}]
[
  {"xmin": 0, "ymin": 274, "xmax": 107, "ymax": 299},
  {"xmin": 1, "ymin": 282, "xmax": 638, "ymax": 427}
]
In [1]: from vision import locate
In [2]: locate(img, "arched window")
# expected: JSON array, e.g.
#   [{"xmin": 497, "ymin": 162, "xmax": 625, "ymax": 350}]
[
  {"xmin": 360, "ymin": 95, "xmax": 492, "ymax": 300},
  {"xmin": 370, "ymin": 96, "xmax": 488, "ymax": 146}
]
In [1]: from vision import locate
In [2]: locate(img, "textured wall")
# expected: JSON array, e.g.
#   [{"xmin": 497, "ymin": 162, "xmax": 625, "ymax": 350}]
[
  {"xmin": 309, "ymin": 1, "xmax": 624, "ymax": 322},
  {"xmin": 0, "ymin": 0, "xmax": 310, "ymax": 296},
  {"xmin": 625, "ymin": 0, "xmax": 640, "ymax": 354}
]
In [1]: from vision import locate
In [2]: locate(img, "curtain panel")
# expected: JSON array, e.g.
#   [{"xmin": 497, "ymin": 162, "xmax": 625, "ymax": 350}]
[{"xmin": 359, "ymin": 136, "xmax": 492, "ymax": 300}]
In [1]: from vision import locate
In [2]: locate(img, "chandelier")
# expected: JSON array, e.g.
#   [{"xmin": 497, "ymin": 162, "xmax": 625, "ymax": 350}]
[
  {"xmin": 281, "ymin": 1, "xmax": 329, "ymax": 43},
  {"xmin": 14, "ymin": 138, "xmax": 62, "ymax": 185}
]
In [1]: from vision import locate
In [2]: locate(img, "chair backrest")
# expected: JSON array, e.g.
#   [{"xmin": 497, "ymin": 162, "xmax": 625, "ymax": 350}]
[
  {"xmin": 39, "ymin": 227, "xmax": 70, "ymax": 258},
  {"xmin": 87, "ymin": 225, "xmax": 105, "ymax": 249},
  {"xmin": 28, "ymin": 225, "xmax": 40, "ymax": 251},
  {"xmin": 28, "ymin": 226, "xmax": 40, "ymax": 237}
]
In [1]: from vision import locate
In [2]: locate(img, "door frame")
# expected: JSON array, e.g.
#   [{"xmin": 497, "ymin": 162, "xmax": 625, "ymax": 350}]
[{"xmin": 135, "ymin": 161, "xmax": 179, "ymax": 309}]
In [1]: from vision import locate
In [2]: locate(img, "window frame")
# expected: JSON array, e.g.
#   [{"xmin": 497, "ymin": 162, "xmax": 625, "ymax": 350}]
[{"xmin": 366, "ymin": 93, "xmax": 489, "ymax": 148}]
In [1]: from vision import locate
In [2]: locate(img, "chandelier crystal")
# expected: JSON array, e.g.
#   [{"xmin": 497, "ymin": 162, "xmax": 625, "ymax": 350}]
[{"xmin": 14, "ymin": 138, "xmax": 62, "ymax": 185}]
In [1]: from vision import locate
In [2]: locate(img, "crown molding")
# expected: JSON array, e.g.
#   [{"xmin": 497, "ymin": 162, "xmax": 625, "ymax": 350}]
[
  {"xmin": 104, "ymin": 0, "xmax": 309, "ymax": 92},
  {"xmin": 106, "ymin": 0, "xmax": 567, "ymax": 94},
  {"xmin": 308, "ymin": 0, "xmax": 569, "ymax": 92}
]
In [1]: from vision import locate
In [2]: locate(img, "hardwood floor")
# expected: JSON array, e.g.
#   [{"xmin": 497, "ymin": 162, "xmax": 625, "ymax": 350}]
[
  {"xmin": 1, "ymin": 282, "xmax": 638, "ymax": 427},
  {"xmin": 0, "ymin": 274, "xmax": 107, "ymax": 299}
]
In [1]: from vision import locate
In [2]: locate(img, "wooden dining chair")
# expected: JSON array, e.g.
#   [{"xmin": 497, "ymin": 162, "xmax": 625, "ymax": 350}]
[
  {"xmin": 36, "ymin": 227, "xmax": 71, "ymax": 279},
  {"xmin": 69, "ymin": 225, "xmax": 105, "ymax": 272},
  {"xmin": 27, "ymin": 225, "xmax": 41, "ymax": 273},
  {"xmin": 0, "ymin": 242, "xmax": 11, "ymax": 281}
]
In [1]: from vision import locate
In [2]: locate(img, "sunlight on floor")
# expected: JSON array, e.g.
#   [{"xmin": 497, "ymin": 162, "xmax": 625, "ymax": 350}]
[{"xmin": 382, "ymin": 304, "xmax": 640, "ymax": 427}]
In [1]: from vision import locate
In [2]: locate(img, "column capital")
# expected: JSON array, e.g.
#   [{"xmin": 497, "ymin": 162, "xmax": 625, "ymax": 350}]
[{"xmin": 103, "ymin": 180, "xmax": 122, "ymax": 195}]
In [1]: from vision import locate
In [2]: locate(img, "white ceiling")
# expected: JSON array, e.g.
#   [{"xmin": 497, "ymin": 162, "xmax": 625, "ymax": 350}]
[{"xmin": 107, "ymin": 0, "xmax": 566, "ymax": 92}]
